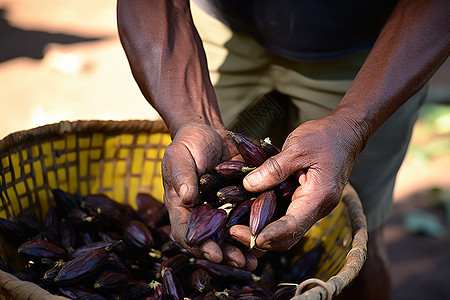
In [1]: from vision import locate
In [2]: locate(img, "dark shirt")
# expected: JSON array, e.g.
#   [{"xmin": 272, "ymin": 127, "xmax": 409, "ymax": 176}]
[{"xmin": 194, "ymin": 0, "xmax": 398, "ymax": 62}]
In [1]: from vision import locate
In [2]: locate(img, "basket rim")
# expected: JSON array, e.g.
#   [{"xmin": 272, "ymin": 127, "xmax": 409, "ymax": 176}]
[{"xmin": 0, "ymin": 119, "xmax": 169, "ymax": 154}]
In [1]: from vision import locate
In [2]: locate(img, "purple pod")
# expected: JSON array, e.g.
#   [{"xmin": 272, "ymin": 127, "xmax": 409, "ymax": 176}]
[
  {"xmin": 17, "ymin": 240, "xmax": 66, "ymax": 260},
  {"xmin": 162, "ymin": 267, "xmax": 185, "ymax": 300},
  {"xmin": 199, "ymin": 173, "xmax": 219, "ymax": 195},
  {"xmin": 190, "ymin": 268, "xmax": 211, "ymax": 293},
  {"xmin": 216, "ymin": 185, "xmax": 253, "ymax": 204},
  {"xmin": 124, "ymin": 219, "xmax": 155, "ymax": 252},
  {"xmin": 249, "ymin": 190, "xmax": 277, "ymax": 249},
  {"xmin": 214, "ymin": 161, "xmax": 254, "ymax": 179},
  {"xmin": 54, "ymin": 248, "xmax": 110, "ymax": 285},
  {"xmin": 194, "ymin": 259, "xmax": 254, "ymax": 284},
  {"xmin": 228, "ymin": 132, "xmax": 270, "ymax": 167},
  {"xmin": 184, "ymin": 204, "xmax": 227, "ymax": 247},
  {"xmin": 58, "ymin": 286, "xmax": 97, "ymax": 299},
  {"xmin": 59, "ymin": 218, "xmax": 77, "ymax": 251},
  {"xmin": 226, "ymin": 198, "xmax": 255, "ymax": 228},
  {"xmin": 211, "ymin": 227, "xmax": 226, "ymax": 245},
  {"xmin": 51, "ymin": 188, "xmax": 81, "ymax": 215},
  {"xmin": 157, "ymin": 253, "xmax": 190, "ymax": 275},
  {"xmin": 93, "ymin": 270, "xmax": 129, "ymax": 290},
  {"xmin": 276, "ymin": 175, "xmax": 299, "ymax": 198},
  {"xmin": 273, "ymin": 285, "xmax": 297, "ymax": 300},
  {"xmin": 260, "ymin": 137, "xmax": 280, "ymax": 157},
  {"xmin": 136, "ymin": 193, "xmax": 167, "ymax": 229},
  {"xmin": 68, "ymin": 240, "xmax": 120, "ymax": 259}
]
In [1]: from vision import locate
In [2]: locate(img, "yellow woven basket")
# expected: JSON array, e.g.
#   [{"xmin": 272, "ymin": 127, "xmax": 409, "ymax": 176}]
[{"xmin": 0, "ymin": 120, "xmax": 367, "ymax": 300}]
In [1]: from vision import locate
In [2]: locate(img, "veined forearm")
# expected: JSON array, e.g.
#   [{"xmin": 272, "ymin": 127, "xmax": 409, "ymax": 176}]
[
  {"xmin": 117, "ymin": 0, "xmax": 223, "ymax": 136},
  {"xmin": 332, "ymin": 0, "xmax": 450, "ymax": 148}
]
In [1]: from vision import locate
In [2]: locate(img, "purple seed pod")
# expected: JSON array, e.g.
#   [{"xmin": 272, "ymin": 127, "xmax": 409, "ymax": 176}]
[
  {"xmin": 228, "ymin": 131, "xmax": 270, "ymax": 167},
  {"xmin": 184, "ymin": 204, "xmax": 227, "ymax": 247},
  {"xmin": 226, "ymin": 198, "xmax": 255, "ymax": 228},
  {"xmin": 214, "ymin": 161, "xmax": 255, "ymax": 179},
  {"xmin": 249, "ymin": 190, "xmax": 277, "ymax": 249},
  {"xmin": 216, "ymin": 185, "xmax": 253, "ymax": 204},
  {"xmin": 260, "ymin": 137, "xmax": 280, "ymax": 157}
]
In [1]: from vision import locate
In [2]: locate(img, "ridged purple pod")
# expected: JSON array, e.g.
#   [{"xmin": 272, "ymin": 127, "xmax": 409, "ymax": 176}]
[
  {"xmin": 216, "ymin": 185, "xmax": 253, "ymax": 204},
  {"xmin": 190, "ymin": 268, "xmax": 211, "ymax": 292},
  {"xmin": 249, "ymin": 190, "xmax": 277, "ymax": 249},
  {"xmin": 68, "ymin": 240, "xmax": 119, "ymax": 259},
  {"xmin": 277, "ymin": 175, "xmax": 299, "ymax": 198},
  {"xmin": 260, "ymin": 137, "xmax": 280, "ymax": 157},
  {"xmin": 124, "ymin": 219, "xmax": 155, "ymax": 251},
  {"xmin": 54, "ymin": 248, "xmax": 110, "ymax": 285},
  {"xmin": 58, "ymin": 286, "xmax": 97, "ymax": 299},
  {"xmin": 136, "ymin": 193, "xmax": 167, "ymax": 229},
  {"xmin": 194, "ymin": 259, "xmax": 254, "ymax": 284},
  {"xmin": 157, "ymin": 253, "xmax": 190, "ymax": 275},
  {"xmin": 228, "ymin": 131, "xmax": 270, "ymax": 167},
  {"xmin": 17, "ymin": 240, "xmax": 66, "ymax": 259},
  {"xmin": 214, "ymin": 161, "xmax": 254, "ymax": 179},
  {"xmin": 162, "ymin": 267, "xmax": 185, "ymax": 300},
  {"xmin": 226, "ymin": 198, "xmax": 254, "ymax": 228},
  {"xmin": 184, "ymin": 204, "xmax": 227, "ymax": 247},
  {"xmin": 272, "ymin": 285, "xmax": 297, "ymax": 300},
  {"xmin": 94, "ymin": 270, "xmax": 129, "ymax": 290},
  {"xmin": 199, "ymin": 173, "xmax": 219, "ymax": 195}
]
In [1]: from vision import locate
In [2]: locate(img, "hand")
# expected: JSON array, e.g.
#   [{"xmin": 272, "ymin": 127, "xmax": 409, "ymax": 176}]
[
  {"xmin": 161, "ymin": 122, "xmax": 259, "ymax": 270},
  {"xmin": 230, "ymin": 115, "xmax": 365, "ymax": 252}
]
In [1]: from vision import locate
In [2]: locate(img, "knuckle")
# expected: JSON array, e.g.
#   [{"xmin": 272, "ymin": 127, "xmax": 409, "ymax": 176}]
[{"xmin": 264, "ymin": 157, "xmax": 285, "ymax": 181}]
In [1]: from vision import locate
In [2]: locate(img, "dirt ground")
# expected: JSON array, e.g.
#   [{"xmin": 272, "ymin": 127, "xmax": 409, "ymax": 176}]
[{"xmin": 0, "ymin": 1, "xmax": 449, "ymax": 299}]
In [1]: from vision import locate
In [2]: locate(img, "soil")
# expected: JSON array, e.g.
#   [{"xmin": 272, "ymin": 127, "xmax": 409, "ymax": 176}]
[{"xmin": 0, "ymin": 1, "xmax": 449, "ymax": 299}]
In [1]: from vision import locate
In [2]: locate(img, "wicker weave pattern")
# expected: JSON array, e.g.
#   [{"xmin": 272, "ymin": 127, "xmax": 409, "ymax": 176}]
[
  {"xmin": 0, "ymin": 120, "xmax": 367, "ymax": 300},
  {"xmin": 0, "ymin": 120, "xmax": 170, "ymax": 222}
]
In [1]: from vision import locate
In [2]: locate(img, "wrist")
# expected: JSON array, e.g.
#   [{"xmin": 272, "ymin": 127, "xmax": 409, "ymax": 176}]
[{"xmin": 327, "ymin": 106, "xmax": 373, "ymax": 158}]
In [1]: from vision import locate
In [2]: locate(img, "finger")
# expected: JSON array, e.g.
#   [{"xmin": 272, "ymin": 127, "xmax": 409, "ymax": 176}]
[
  {"xmin": 199, "ymin": 240, "xmax": 223, "ymax": 264},
  {"xmin": 255, "ymin": 192, "xmax": 318, "ymax": 251},
  {"xmin": 163, "ymin": 144, "xmax": 199, "ymax": 205},
  {"xmin": 221, "ymin": 244, "xmax": 246, "ymax": 268},
  {"xmin": 228, "ymin": 224, "xmax": 252, "ymax": 248},
  {"xmin": 242, "ymin": 251, "xmax": 258, "ymax": 272},
  {"xmin": 243, "ymin": 153, "xmax": 302, "ymax": 193}
]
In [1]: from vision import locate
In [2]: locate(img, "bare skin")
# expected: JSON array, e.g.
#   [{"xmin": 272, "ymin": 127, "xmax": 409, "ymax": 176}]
[{"xmin": 117, "ymin": 0, "xmax": 450, "ymax": 281}]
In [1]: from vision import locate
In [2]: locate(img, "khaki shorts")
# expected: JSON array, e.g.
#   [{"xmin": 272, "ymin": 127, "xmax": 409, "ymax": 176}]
[{"xmin": 191, "ymin": 2, "xmax": 427, "ymax": 231}]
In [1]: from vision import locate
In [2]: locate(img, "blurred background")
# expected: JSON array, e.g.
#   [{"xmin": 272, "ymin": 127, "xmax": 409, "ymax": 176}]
[{"xmin": 0, "ymin": 0, "xmax": 449, "ymax": 299}]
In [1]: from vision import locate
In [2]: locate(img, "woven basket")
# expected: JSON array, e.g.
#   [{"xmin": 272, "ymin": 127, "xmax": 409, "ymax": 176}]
[{"xmin": 0, "ymin": 120, "xmax": 367, "ymax": 300}]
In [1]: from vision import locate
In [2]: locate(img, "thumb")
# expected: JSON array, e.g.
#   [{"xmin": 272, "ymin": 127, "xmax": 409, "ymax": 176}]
[
  {"xmin": 162, "ymin": 147, "xmax": 199, "ymax": 206},
  {"xmin": 243, "ymin": 155, "xmax": 296, "ymax": 192}
]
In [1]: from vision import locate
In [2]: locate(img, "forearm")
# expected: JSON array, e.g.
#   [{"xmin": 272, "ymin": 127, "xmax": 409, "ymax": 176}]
[
  {"xmin": 331, "ymin": 0, "xmax": 450, "ymax": 150},
  {"xmin": 117, "ymin": 0, "xmax": 223, "ymax": 137}
]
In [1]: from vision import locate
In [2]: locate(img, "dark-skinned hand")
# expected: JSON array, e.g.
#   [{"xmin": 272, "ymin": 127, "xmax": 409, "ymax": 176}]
[
  {"xmin": 161, "ymin": 122, "xmax": 262, "ymax": 271},
  {"xmin": 229, "ymin": 115, "xmax": 365, "ymax": 252}
]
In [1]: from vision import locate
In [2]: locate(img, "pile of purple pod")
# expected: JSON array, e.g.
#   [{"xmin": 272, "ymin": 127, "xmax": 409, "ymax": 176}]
[
  {"xmin": 185, "ymin": 132, "xmax": 300, "ymax": 250},
  {"xmin": 0, "ymin": 135, "xmax": 324, "ymax": 299}
]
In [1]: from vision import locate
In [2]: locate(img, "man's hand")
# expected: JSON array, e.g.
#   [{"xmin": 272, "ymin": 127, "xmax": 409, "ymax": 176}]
[
  {"xmin": 161, "ymin": 122, "xmax": 259, "ymax": 270},
  {"xmin": 230, "ymin": 115, "xmax": 365, "ymax": 252}
]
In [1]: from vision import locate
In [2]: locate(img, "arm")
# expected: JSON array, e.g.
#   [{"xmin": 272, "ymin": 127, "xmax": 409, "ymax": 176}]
[
  {"xmin": 239, "ymin": 0, "xmax": 450, "ymax": 251},
  {"xmin": 117, "ymin": 0, "xmax": 222, "ymax": 135},
  {"xmin": 117, "ymin": 0, "xmax": 258, "ymax": 269}
]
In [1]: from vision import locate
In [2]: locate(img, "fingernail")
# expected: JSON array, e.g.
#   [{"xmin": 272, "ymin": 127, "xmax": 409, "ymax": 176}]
[
  {"xmin": 203, "ymin": 252, "xmax": 212, "ymax": 261},
  {"xmin": 179, "ymin": 184, "xmax": 188, "ymax": 201},
  {"xmin": 262, "ymin": 240, "xmax": 271, "ymax": 247},
  {"xmin": 244, "ymin": 171, "xmax": 263, "ymax": 187},
  {"xmin": 226, "ymin": 260, "xmax": 239, "ymax": 268}
]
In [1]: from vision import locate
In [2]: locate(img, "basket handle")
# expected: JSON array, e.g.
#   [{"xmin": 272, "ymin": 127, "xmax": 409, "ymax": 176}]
[
  {"xmin": 290, "ymin": 184, "xmax": 368, "ymax": 299},
  {"xmin": 293, "ymin": 278, "xmax": 333, "ymax": 300}
]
